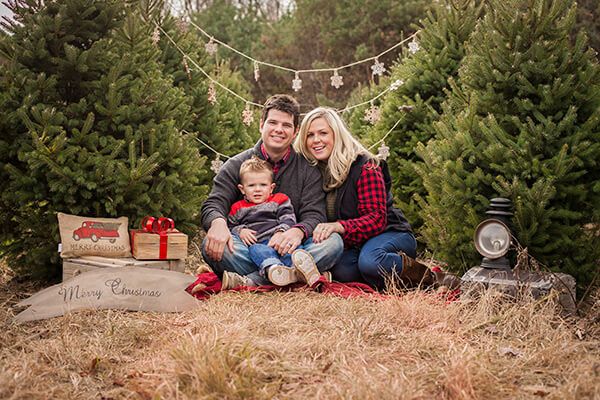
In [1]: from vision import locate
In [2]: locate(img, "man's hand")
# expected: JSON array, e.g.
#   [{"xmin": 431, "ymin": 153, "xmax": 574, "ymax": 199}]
[
  {"xmin": 268, "ymin": 227, "xmax": 304, "ymax": 255},
  {"xmin": 204, "ymin": 218, "xmax": 234, "ymax": 261},
  {"xmin": 239, "ymin": 228, "xmax": 257, "ymax": 246}
]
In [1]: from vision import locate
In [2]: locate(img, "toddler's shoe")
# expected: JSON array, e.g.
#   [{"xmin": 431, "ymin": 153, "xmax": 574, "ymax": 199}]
[
  {"xmin": 292, "ymin": 249, "xmax": 321, "ymax": 286},
  {"xmin": 222, "ymin": 271, "xmax": 255, "ymax": 289},
  {"xmin": 267, "ymin": 265, "xmax": 299, "ymax": 286}
]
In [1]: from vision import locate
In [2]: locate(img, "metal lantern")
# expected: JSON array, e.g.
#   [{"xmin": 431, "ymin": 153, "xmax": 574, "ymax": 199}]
[{"xmin": 473, "ymin": 198, "xmax": 513, "ymax": 270}]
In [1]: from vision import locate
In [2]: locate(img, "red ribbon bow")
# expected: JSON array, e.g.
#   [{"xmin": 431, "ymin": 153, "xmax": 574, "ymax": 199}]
[
  {"xmin": 140, "ymin": 216, "xmax": 175, "ymax": 258},
  {"xmin": 141, "ymin": 216, "xmax": 175, "ymax": 234}
]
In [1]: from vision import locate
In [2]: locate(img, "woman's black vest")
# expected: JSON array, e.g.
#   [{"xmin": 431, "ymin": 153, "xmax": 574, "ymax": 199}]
[{"xmin": 333, "ymin": 155, "xmax": 412, "ymax": 233}]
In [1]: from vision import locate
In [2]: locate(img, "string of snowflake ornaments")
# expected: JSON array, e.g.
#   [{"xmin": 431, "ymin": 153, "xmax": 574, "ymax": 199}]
[{"xmin": 152, "ymin": 20, "xmax": 421, "ymax": 173}]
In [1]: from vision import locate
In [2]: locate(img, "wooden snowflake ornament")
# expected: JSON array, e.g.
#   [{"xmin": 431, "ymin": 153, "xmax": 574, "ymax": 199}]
[
  {"xmin": 364, "ymin": 103, "xmax": 381, "ymax": 124},
  {"xmin": 377, "ymin": 142, "xmax": 390, "ymax": 160},
  {"xmin": 183, "ymin": 58, "xmax": 191, "ymax": 80},
  {"xmin": 208, "ymin": 82, "xmax": 217, "ymax": 105},
  {"xmin": 242, "ymin": 104, "xmax": 254, "ymax": 126},
  {"xmin": 292, "ymin": 72, "xmax": 302, "ymax": 92},
  {"xmin": 371, "ymin": 58, "xmax": 386, "ymax": 76},
  {"xmin": 390, "ymin": 79, "xmax": 404, "ymax": 91},
  {"xmin": 176, "ymin": 18, "xmax": 188, "ymax": 33},
  {"xmin": 210, "ymin": 155, "xmax": 224, "ymax": 174},
  {"xmin": 205, "ymin": 38, "xmax": 218, "ymax": 56},
  {"xmin": 254, "ymin": 61, "xmax": 260, "ymax": 82},
  {"xmin": 151, "ymin": 27, "xmax": 160, "ymax": 45},
  {"xmin": 408, "ymin": 40, "xmax": 420, "ymax": 54},
  {"xmin": 330, "ymin": 70, "xmax": 344, "ymax": 89}
]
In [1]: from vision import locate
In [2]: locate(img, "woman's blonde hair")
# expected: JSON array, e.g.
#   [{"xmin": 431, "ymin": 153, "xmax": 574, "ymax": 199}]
[{"xmin": 294, "ymin": 107, "xmax": 378, "ymax": 190}]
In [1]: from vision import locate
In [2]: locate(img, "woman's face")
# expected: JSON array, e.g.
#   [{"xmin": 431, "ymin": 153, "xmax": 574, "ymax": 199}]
[{"xmin": 306, "ymin": 117, "xmax": 334, "ymax": 162}]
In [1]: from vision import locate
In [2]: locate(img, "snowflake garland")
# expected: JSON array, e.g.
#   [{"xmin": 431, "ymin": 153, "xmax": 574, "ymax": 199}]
[
  {"xmin": 377, "ymin": 142, "xmax": 390, "ymax": 160},
  {"xmin": 292, "ymin": 72, "xmax": 302, "ymax": 92},
  {"xmin": 156, "ymin": 27, "xmax": 427, "ymax": 170},
  {"xmin": 330, "ymin": 70, "xmax": 344, "ymax": 89},
  {"xmin": 364, "ymin": 102, "xmax": 381, "ymax": 124},
  {"xmin": 254, "ymin": 61, "xmax": 260, "ymax": 82},
  {"xmin": 242, "ymin": 104, "xmax": 254, "ymax": 126},
  {"xmin": 208, "ymin": 82, "xmax": 217, "ymax": 105},
  {"xmin": 205, "ymin": 38, "xmax": 218, "ymax": 56},
  {"xmin": 371, "ymin": 58, "xmax": 386, "ymax": 76},
  {"xmin": 210, "ymin": 155, "xmax": 224, "ymax": 174}
]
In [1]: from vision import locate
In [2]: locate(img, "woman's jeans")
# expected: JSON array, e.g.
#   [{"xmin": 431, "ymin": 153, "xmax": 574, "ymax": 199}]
[
  {"xmin": 203, "ymin": 233, "xmax": 344, "ymax": 285},
  {"xmin": 330, "ymin": 231, "xmax": 417, "ymax": 290}
]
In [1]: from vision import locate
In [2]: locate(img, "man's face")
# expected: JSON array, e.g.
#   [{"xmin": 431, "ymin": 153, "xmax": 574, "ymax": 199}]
[{"xmin": 260, "ymin": 109, "xmax": 297, "ymax": 156}]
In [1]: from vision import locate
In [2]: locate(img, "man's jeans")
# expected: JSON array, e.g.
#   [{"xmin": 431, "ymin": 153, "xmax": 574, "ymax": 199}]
[
  {"xmin": 329, "ymin": 231, "xmax": 417, "ymax": 290},
  {"xmin": 202, "ymin": 233, "xmax": 343, "ymax": 285}
]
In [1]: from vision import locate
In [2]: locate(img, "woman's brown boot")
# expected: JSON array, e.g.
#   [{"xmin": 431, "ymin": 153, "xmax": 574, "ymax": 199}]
[{"xmin": 398, "ymin": 252, "xmax": 436, "ymax": 287}]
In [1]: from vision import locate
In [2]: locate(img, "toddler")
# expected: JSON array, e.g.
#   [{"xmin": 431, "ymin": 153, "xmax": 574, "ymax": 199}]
[{"xmin": 223, "ymin": 157, "xmax": 320, "ymax": 288}]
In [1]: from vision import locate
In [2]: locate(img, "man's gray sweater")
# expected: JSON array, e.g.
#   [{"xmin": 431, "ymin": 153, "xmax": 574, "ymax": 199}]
[{"xmin": 201, "ymin": 141, "xmax": 326, "ymax": 237}]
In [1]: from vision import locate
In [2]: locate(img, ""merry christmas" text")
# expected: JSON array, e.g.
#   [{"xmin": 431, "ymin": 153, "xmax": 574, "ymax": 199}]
[{"xmin": 104, "ymin": 278, "xmax": 162, "ymax": 297}]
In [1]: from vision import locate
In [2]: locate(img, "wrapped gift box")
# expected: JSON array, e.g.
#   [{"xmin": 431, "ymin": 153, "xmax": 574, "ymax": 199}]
[
  {"xmin": 62, "ymin": 256, "xmax": 185, "ymax": 282},
  {"xmin": 130, "ymin": 229, "xmax": 188, "ymax": 260}
]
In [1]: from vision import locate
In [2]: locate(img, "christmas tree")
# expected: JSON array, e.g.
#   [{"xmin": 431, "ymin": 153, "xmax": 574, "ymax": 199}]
[
  {"xmin": 416, "ymin": 0, "xmax": 600, "ymax": 287},
  {"xmin": 358, "ymin": 0, "xmax": 484, "ymax": 229},
  {"xmin": 0, "ymin": 0, "xmax": 207, "ymax": 279}
]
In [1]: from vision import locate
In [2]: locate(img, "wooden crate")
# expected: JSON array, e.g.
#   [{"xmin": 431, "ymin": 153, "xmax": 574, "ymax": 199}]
[
  {"xmin": 130, "ymin": 230, "xmax": 188, "ymax": 260},
  {"xmin": 62, "ymin": 256, "xmax": 185, "ymax": 282}
]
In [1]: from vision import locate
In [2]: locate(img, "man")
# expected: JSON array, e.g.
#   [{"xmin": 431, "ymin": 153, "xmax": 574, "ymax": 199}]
[{"xmin": 201, "ymin": 94, "xmax": 343, "ymax": 284}]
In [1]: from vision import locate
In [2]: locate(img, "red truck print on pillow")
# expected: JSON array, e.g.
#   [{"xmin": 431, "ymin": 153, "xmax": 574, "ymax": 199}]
[{"xmin": 72, "ymin": 221, "xmax": 121, "ymax": 243}]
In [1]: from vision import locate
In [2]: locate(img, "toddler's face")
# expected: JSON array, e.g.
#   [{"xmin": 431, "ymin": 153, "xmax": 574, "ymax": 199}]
[{"xmin": 238, "ymin": 171, "xmax": 275, "ymax": 204}]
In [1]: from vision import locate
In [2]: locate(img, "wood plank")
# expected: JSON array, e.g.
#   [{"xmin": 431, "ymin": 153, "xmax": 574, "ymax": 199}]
[{"xmin": 62, "ymin": 257, "xmax": 186, "ymax": 282}]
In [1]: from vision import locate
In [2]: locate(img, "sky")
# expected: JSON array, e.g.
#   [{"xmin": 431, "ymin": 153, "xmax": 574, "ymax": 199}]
[
  {"xmin": 0, "ymin": 3, "xmax": 11, "ymax": 18},
  {"xmin": 1, "ymin": 3, "xmax": 13, "ymax": 27}
]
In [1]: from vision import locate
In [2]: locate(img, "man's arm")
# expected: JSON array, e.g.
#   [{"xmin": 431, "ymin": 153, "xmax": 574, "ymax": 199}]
[
  {"xmin": 200, "ymin": 155, "xmax": 246, "ymax": 261},
  {"xmin": 294, "ymin": 165, "xmax": 326, "ymax": 237},
  {"xmin": 200, "ymin": 157, "xmax": 244, "ymax": 231}
]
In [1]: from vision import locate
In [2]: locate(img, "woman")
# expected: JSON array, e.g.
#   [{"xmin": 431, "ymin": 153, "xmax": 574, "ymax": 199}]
[{"xmin": 294, "ymin": 107, "xmax": 432, "ymax": 290}]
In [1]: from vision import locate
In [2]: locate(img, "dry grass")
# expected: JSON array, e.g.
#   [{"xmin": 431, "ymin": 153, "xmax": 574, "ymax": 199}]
[{"xmin": 1, "ymin": 256, "xmax": 599, "ymax": 400}]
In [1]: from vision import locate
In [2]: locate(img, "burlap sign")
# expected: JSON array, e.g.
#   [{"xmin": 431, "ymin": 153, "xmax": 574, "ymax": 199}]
[
  {"xmin": 14, "ymin": 267, "xmax": 199, "ymax": 322},
  {"xmin": 58, "ymin": 212, "xmax": 131, "ymax": 258}
]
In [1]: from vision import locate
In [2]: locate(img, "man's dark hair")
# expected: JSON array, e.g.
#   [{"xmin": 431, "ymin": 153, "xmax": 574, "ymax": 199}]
[{"xmin": 261, "ymin": 94, "xmax": 301, "ymax": 129}]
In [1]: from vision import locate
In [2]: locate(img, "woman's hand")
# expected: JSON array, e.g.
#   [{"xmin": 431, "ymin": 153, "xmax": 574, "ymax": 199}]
[
  {"xmin": 312, "ymin": 222, "xmax": 345, "ymax": 243},
  {"xmin": 239, "ymin": 228, "xmax": 257, "ymax": 246}
]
